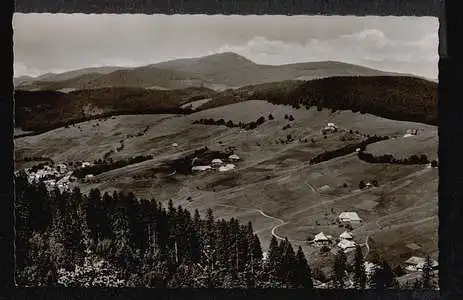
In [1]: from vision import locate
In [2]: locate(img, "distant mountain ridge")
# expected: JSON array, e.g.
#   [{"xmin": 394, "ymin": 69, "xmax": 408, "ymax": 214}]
[{"xmin": 15, "ymin": 52, "xmax": 406, "ymax": 92}]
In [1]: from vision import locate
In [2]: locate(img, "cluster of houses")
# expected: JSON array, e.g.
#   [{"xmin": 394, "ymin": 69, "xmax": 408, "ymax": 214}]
[
  {"xmin": 311, "ymin": 212, "xmax": 363, "ymax": 253},
  {"xmin": 404, "ymin": 256, "xmax": 438, "ymax": 273},
  {"xmin": 313, "ymin": 230, "xmax": 358, "ymax": 253},
  {"xmin": 321, "ymin": 123, "xmax": 338, "ymax": 135},
  {"xmin": 191, "ymin": 154, "xmax": 240, "ymax": 173},
  {"xmin": 22, "ymin": 162, "xmax": 82, "ymax": 192}
]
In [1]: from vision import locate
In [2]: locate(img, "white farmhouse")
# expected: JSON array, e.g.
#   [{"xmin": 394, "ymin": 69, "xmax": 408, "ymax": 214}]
[
  {"xmin": 404, "ymin": 256, "xmax": 426, "ymax": 272},
  {"xmin": 228, "ymin": 154, "xmax": 241, "ymax": 161},
  {"xmin": 337, "ymin": 239, "xmax": 356, "ymax": 253},
  {"xmin": 219, "ymin": 164, "xmax": 236, "ymax": 172},
  {"xmin": 81, "ymin": 162, "xmax": 92, "ymax": 168},
  {"xmin": 85, "ymin": 174, "xmax": 95, "ymax": 182},
  {"xmin": 211, "ymin": 158, "xmax": 224, "ymax": 167},
  {"xmin": 192, "ymin": 165, "xmax": 212, "ymax": 172},
  {"xmin": 338, "ymin": 212, "xmax": 363, "ymax": 224},
  {"xmin": 339, "ymin": 231, "xmax": 353, "ymax": 240},
  {"xmin": 313, "ymin": 232, "xmax": 330, "ymax": 246}
]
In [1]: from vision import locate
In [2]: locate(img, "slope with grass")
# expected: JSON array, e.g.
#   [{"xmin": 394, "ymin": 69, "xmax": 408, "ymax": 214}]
[{"xmin": 15, "ymin": 98, "xmax": 438, "ymax": 271}]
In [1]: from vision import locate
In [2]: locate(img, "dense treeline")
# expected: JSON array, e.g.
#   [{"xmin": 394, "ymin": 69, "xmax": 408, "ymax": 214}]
[
  {"xmin": 260, "ymin": 76, "xmax": 437, "ymax": 126},
  {"xmin": 310, "ymin": 135, "xmax": 389, "ymax": 164},
  {"xmin": 15, "ymin": 87, "xmax": 215, "ymax": 132},
  {"xmin": 73, "ymin": 155, "xmax": 154, "ymax": 178},
  {"xmin": 358, "ymin": 151, "xmax": 434, "ymax": 166},
  {"xmin": 14, "ymin": 173, "xmax": 313, "ymax": 288},
  {"xmin": 197, "ymin": 76, "xmax": 436, "ymax": 126},
  {"xmin": 193, "ymin": 116, "xmax": 266, "ymax": 130}
]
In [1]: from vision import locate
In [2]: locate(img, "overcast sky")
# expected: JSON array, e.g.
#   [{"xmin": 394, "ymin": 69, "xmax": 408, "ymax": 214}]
[{"xmin": 13, "ymin": 13, "xmax": 438, "ymax": 80}]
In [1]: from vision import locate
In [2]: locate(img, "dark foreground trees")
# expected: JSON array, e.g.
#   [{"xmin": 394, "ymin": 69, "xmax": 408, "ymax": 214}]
[{"xmin": 14, "ymin": 173, "xmax": 313, "ymax": 288}]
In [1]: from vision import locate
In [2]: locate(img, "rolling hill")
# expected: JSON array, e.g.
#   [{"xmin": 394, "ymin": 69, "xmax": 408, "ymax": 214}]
[{"xmin": 14, "ymin": 52, "xmax": 404, "ymax": 92}]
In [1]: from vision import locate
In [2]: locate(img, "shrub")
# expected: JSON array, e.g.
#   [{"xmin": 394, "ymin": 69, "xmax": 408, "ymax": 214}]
[
  {"xmin": 268, "ymin": 114, "xmax": 274, "ymax": 120},
  {"xmin": 359, "ymin": 180, "xmax": 366, "ymax": 189}
]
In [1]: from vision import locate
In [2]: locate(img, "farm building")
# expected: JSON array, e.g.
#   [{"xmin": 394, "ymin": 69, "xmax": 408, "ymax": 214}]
[
  {"xmin": 172, "ymin": 143, "xmax": 179, "ymax": 147},
  {"xmin": 339, "ymin": 231, "xmax": 353, "ymax": 240},
  {"xmin": 85, "ymin": 174, "xmax": 95, "ymax": 182},
  {"xmin": 319, "ymin": 185, "xmax": 332, "ymax": 192},
  {"xmin": 219, "ymin": 164, "xmax": 236, "ymax": 172},
  {"xmin": 337, "ymin": 239, "xmax": 356, "ymax": 252},
  {"xmin": 405, "ymin": 256, "xmax": 438, "ymax": 272},
  {"xmin": 338, "ymin": 212, "xmax": 362, "ymax": 224},
  {"xmin": 321, "ymin": 123, "xmax": 338, "ymax": 134},
  {"xmin": 192, "ymin": 165, "xmax": 212, "ymax": 172},
  {"xmin": 404, "ymin": 256, "xmax": 426, "ymax": 272},
  {"xmin": 313, "ymin": 232, "xmax": 330, "ymax": 246},
  {"xmin": 81, "ymin": 162, "xmax": 92, "ymax": 168},
  {"xmin": 228, "ymin": 154, "xmax": 241, "ymax": 161},
  {"xmin": 211, "ymin": 159, "xmax": 224, "ymax": 167}
]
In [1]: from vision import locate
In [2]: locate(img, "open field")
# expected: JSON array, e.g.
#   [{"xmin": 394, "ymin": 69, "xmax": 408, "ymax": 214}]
[{"xmin": 15, "ymin": 97, "xmax": 438, "ymax": 272}]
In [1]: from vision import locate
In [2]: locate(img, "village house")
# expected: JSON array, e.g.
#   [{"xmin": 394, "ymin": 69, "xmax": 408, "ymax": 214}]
[
  {"xmin": 321, "ymin": 122, "xmax": 338, "ymax": 134},
  {"xmin": 337, "ymin": 239, "xmax": 357, "ymax": 253},
  {"xmin": 85, "ymin": 174, "xmax": 95, "ymax": 182},
  {"xmin": 81, "ymin": 162, "xmax": 92, "ymax": 168},
  {"xmin": 404, "ymin": 256, "xmax": 426, "ymax": 272},
  {"xmin": 338, "ymin": 212, "xmax": 363, "ymax": 225},
  {"xmin": 219, "ymin": 164, "xmax": 236, "ymax": 172},
  {"xmin": 405, "ymin": 256, "xmax": 438, "ymax": 272},
  {"xmin": 339, "ymin": 231, "xmax": 353, "ymax": 240},
  {"xmin": 313, "ymin": 232, "xmax": 330, "ymax": 246},
  {"xmin": 211, "ymin": 158, "xmax": 224, "ymax": 167},
  {"xmin": 228, "ymin": 154, "xmax": 240, "ymax": 161},
  {"xmin": 192, "ymin": 165, "xmax": 212, "ymax": 172}
]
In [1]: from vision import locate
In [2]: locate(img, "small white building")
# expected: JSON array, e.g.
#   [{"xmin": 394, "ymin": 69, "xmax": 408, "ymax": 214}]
[
  {"xmin": 416, "ymin": 259, "xmax": 439, "ymax": 271},
  {"xmin": 338, "ymin": 212, "xmax": 363, "ymax": 224},
  {"xmin": 219, "ymin": 164, "xmax": 236, "ymax": 172},
  {"xmin": 405, "ymin": 256, "xmax": 426, "ymax": 272},
  {"xmin": 313, "ymin": 232, "xmax": 330, "ymax": 246},
  {"xmin": 405, "ymin": 256, "xmax": 438, "ymax": 272},
  {"xmin": 172, "ymin": 143, "xmax": 179, "ymax": 147},
  {"xmin": 192, "ymin": 165, "xmax": 212, "ymax": 172},
  {"xmin": 82, "ymin": 162, "xmax": 92, "ymax": 168},
  {"xmin": 211, "ymin": 158, "xmax": 224, "ymax": 167},
  {"xmin": 337, "ymin": 239, "xmax": 357, "ymax": 252},
  {"xmin": 339, "ymin": 231, "xmax": 353, "ymax": 240},
  {"xmin": 322, "ymin": 123, "xmax": 338, "ymax": 134},
  {"xmin": 319, "ymin": 185, "xmax": 331, "ymax": 192},
  {"xmin": 85, "ymin": 174, "xmax": 95, "ymax": 182},
  {"xmin": 228, "ymin": 154, "xmax": 241, "ymax": 161}
]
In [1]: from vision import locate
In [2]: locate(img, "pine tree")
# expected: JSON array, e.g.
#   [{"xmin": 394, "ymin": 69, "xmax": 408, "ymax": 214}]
[
  {"xmin": 368, "ymin": 260, "xmax": 394, "ymax": 290},
  {"xmin": 333, "ymin": 249, "xmax": 347, "ymax": 288},
  {"xmin": 422, "ymin": 255, "xmax": 434, "ymax": 289},
  {"xmin": 295, "ymin": 246, "xmax": 314, "ymax": 289},
  {"xmin": 264, "ymin": 236, "xmax": 282, "ymax": 287},
  {"xmin": 353, "ymin": 245, "xmax": 366, "ymax": 289},
  {"xmin": 381, "ymin": 260, "xmax": 395, "ymax": 288},
  {"xmin": 279, "ymin": 238, "xmax": 298, "ymax": 287}
]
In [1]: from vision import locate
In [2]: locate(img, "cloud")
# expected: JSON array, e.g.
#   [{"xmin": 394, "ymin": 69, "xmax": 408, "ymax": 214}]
[
  {"xmin": 217, "ymin": 28, "xmax": 438, "ymax": 79},
  {"xmin": 13, "ymin": 14, "xmax": 438, "ymax": 80}
]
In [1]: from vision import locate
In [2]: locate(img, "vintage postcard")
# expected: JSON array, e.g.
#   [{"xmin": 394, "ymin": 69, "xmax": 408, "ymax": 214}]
[{"xmin": 13, "ymin": 13, "xmax": 438, "ymax": 289}]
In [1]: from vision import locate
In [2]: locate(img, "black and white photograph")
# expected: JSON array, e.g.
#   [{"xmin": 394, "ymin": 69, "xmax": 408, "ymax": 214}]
[{"xmin": 13, "ymin": 13, "xmax": 438, "ymax": 289}]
